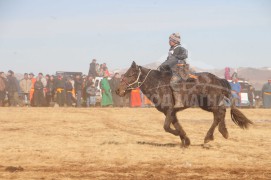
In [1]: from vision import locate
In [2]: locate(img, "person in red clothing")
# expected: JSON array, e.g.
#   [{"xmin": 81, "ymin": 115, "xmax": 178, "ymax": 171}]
[
  {"xmin": 130, "ymin": 87, "xmax": 141, "ymax": 107},
  {"xmin": 29, "ymin": 73, "xmax": 36, "ymax": 105}
]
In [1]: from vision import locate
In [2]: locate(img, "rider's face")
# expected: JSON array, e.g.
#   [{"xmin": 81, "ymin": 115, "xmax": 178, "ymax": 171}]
[{"xmin": 169, "ymin": 40, "xmax": 175, "ymax": 47}]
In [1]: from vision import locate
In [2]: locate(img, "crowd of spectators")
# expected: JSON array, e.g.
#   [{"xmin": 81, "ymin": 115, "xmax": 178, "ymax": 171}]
[
  {"xmin": 1, "ymin": 59, "xmax": 270, "ymax": 108},
  {"xmin": 0, "ymin": 59, "xmax": 151, "ymax": 108}
]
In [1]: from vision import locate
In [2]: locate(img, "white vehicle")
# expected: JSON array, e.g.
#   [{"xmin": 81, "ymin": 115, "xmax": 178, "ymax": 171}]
[{"xmin": 93, "ymin": 77, "xmax": 111, "ymax": 105}]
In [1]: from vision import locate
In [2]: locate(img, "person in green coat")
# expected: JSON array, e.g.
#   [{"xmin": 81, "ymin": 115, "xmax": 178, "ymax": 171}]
[{"xmin": 100, "ymin": 74, "xmax": 113, "ymax": 107}]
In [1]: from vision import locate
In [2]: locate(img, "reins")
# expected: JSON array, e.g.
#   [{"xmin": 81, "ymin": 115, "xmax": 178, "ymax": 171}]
[{"xmin": 123, "ymin": 68, "xmax": 152, "ymax": 91}]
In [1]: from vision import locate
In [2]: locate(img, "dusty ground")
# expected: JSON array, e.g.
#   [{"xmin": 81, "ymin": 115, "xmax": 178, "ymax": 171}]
[{"xmin": 0, "ymin": 107, "xmax": 270, "ymax": 179}]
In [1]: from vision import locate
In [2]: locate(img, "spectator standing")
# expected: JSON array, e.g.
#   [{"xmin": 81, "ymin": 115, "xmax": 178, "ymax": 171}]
[
  {"xmin": 109, "ymin": 73, "xmax": 122, "ymax": 107},
  {"xmin": 224, "ymin": 67, "xmax": 231, "ymax": 80},
  {"xmin": 74, "ymin": 75, "xmax": 83, "ymax": 107},
  {"xmin": 81, "ymin": 75, "xmax": 87, "ymax": 103},
  {"xmin": 86, "ymin": 76, "xmax": 94, "ymax": 88},
  {"xmin": 120, "ymin": 74, "xmax": 130, "ymax": 107},
  {"xmin": 231, "ymin": 70, "xmax": 238, "ymax": 80},
  {"xmin": 0, "ymin": 72, "xmax": 6, "ymax": 106},
  {"xmin": 248, "ymin": 86, "xmax": 255, "ymax": 108},
  {"xmin": 88, "ymin": 59, "xmax": 98, "ymax": 78},
  {"xmin": 6, "ymin": 70, "xmax": 20, "ymax": 106},
  {"xmin": 46, "ymin": 75, "xmax": 55, "ymax": 106},
  {"xmin": 54, "ymin": 74, "xmax": 66, "ymax": 107},
  {"xmin": 100, "ymin": 74, "xmax": 113, "ymax": 107},
  {"xmin": 19, "ymin": 73, "xmax": 32, "ymax": 106},
  {"xmin": 38, "ymin": 73, "xmax": 47, "ymax": 96},
  {"xmin": 65, "ymin": 77, "xmax": 73, "ymax": 107},
  {"xmin": 29, "ymin": 73, "xmax": 36, "ymax": 105},
  {"xmin": 95, "ymin": 63, "xmax": 100, "ymax": 76},
  {"xmin": 33, "ymin": 77, "xmax": 45, "ymax": 107},
  {"xmin": 130, "ymin": 87, "xmax": 142, "ymax": 107},
  {"xmin": 45, "ymin": 74, "xmax": 50, "ymax": 94},
  {"xmin": 86, "ymin": 82, "xmax": 97, "ymax": 107},
  {"xmin": 103, "ymin": 63, "xmax": 110, "ymax": 77},
  {"xmin": 230, "ymin": 77, "xmax": 241, "ymax": 106},
  {"xmin": 98, "ymin": 64, "xmax": 104, "ymax": 77},
  {"xmin": 85, "ymin": 76, "xmax": 94, "ymax": 102},
  {"xmin": 262, "ymin": 78, "xmax": 271, "ymax": 108}
]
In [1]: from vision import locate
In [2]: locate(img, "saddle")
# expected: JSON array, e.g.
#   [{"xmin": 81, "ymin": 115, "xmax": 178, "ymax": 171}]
[{"xmin": 176, "ymin": 63, "xmax": 198, "ymax": 80}]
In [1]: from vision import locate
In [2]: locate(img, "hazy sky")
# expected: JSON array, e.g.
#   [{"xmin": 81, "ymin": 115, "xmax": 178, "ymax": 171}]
[{"xmin": 0, "ymin": 0, "xmax": 271, "ymax": 74}]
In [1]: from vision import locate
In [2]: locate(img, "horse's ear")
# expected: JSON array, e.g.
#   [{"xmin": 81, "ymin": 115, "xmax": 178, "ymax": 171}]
[{"xmin": 131, "ymin": 61, "xmax": 137, "ymax": 68}]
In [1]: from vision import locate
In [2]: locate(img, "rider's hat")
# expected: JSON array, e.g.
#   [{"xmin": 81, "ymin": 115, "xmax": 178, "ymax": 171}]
[{"xmin": 169, "ymin": 33, "xmax": 180, "ymax": 44}]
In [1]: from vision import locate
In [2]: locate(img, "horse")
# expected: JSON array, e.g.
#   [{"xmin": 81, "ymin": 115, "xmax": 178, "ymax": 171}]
[{"xmin": 116, "ymin": 61, "xmax": 253, "ymax": 147}]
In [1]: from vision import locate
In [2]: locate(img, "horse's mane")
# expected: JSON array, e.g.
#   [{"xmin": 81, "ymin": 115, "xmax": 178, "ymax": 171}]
[
  {"xmin": 153, "ymin": 69, "xmax": 172, "ymax": 78},
  {"xmin": 139, "ymin": 66, "xmax": 172, "ymax": 77},
  {"xmin": 139, "ymin": 66, "xmax": 172, "ymax": 81}
]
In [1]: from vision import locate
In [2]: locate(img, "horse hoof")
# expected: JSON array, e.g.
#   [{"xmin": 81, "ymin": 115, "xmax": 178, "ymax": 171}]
[
  {"xmin": 222, "ymin": 132, "xmax": 229, "ymax": 139},
  {"xmin": 202, "ymin": 143, "xmax": 211, "ymax": 149},
  {"xmin": 184, "ymin": 136, "xmax": 191, "ymax": 146},
  {"xmin": 181, "ymin": 136, "xmax": 191, "ymax": 148},
  {"xmin": 204, "ymin": 135, "xmax": 214, "ymax": 144},
  {"xmin": 204, "ymin": 139, "xmax": 210, "ymax": 144},
  {"xmin": 222, "ymin": 131, "xmax": 229, "ymax": 139},
  {"xmin": 219, "ymin": 127, "xmax": 229, "ymax": 139}
]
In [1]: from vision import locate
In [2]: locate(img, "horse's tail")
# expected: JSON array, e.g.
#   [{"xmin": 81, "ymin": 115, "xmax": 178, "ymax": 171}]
[
  {"xmin": 230, "ymin": 104, "xmax": 253, "ymax": 129},
  {"xmin": 219, "ymin": 78, "xmax": 253, "ymax": 129}
]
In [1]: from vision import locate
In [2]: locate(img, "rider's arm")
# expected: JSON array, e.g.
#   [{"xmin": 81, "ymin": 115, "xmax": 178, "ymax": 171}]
[
  {"xmin": 173, "ymin": 47, "xmax": 188, "ymax": 61},
  {"xmin": 159, "ymin": 56, "xmax": 179, "ymax": 71}
]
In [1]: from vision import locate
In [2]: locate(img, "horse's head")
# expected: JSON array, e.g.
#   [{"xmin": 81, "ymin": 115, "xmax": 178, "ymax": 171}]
[{"xmin": 116, "ymin": 61, "xmax": 141, "ymax": 97}]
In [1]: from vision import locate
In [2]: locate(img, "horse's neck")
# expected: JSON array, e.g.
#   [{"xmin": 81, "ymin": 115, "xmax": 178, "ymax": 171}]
[{"xmin": 139, "ymin": 69, "xmax": 161, "ymax": 97}]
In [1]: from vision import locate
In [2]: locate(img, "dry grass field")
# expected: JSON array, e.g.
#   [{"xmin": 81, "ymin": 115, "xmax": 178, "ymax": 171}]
[{"xmin": 0, "ymin": 107, "xmax": 270, "ymax": 179}]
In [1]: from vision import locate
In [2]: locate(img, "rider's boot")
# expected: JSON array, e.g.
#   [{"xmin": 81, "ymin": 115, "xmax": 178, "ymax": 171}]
[{"xmin": 173, "ymin": 91, "xmax": 184, "ymax": 108}]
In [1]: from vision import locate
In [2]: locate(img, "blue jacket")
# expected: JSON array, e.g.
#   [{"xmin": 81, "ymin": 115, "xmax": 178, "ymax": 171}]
[{"xmin": 230, "ymin": 82, "xmax": 241, "ymax": 93}]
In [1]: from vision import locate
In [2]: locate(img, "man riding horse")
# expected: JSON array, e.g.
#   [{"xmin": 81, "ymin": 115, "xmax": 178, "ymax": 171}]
[{"xmin": 160, "ymin": 33, "xmax": 189, "ymax": 108}]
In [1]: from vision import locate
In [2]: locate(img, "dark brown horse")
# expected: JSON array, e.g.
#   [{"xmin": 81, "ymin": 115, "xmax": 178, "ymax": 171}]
[{"xmin": 116, "ymin": 61, "xmax": 253, "ymax": 147}]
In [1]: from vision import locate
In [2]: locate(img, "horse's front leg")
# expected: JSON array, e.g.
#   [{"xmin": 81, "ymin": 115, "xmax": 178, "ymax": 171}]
[
  {"xmin": 163, "ymin": 110, "xmax": 180, "ymax": 136},
  {"xmin": 163, "ymin": 110, "xmax": 190, "ymax": 147},
  {"xmin": 172, "ymin": 113, "xmax": 190, "ymax": 147}
]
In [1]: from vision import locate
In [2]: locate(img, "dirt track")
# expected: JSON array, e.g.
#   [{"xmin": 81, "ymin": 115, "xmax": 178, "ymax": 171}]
[{"xmin": 0, "ymin": 108, "xmax": 270, "ymax": 179}]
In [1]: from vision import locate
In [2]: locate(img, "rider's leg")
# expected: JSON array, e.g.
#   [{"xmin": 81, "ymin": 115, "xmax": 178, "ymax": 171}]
[{"xmin": 170, "ymin": 74, "xmax": 184, "ymax": 108}]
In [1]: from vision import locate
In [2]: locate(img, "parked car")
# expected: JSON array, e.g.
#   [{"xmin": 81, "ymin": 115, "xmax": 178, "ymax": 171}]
[{"xmin": 55, "ymin": 71, "xmax": 82, "ymax": 80}]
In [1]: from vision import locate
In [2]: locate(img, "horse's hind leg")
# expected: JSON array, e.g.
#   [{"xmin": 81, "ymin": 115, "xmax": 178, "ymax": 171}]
[
  {"xmin": 218, "ymin": 107, "xmax": 229, "ymax": 139},
  {"xmin": 204, "ymin": 108, "xmax": 222, "ymax": 144},
  {"xmin": 204, "ymin": 106, "xmax": 228, "ymax": 143}
]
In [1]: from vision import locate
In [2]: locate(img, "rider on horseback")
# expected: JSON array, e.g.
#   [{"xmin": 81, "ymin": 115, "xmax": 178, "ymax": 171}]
[{"xmin": 160, "ymin": 33, "xmax": 188, "ymax": 108}]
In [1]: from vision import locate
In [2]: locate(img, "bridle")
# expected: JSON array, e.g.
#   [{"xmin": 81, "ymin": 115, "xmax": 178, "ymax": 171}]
[{"xmin": 121, "ymin": 67, "xmax": 152, "ymax": 91}]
